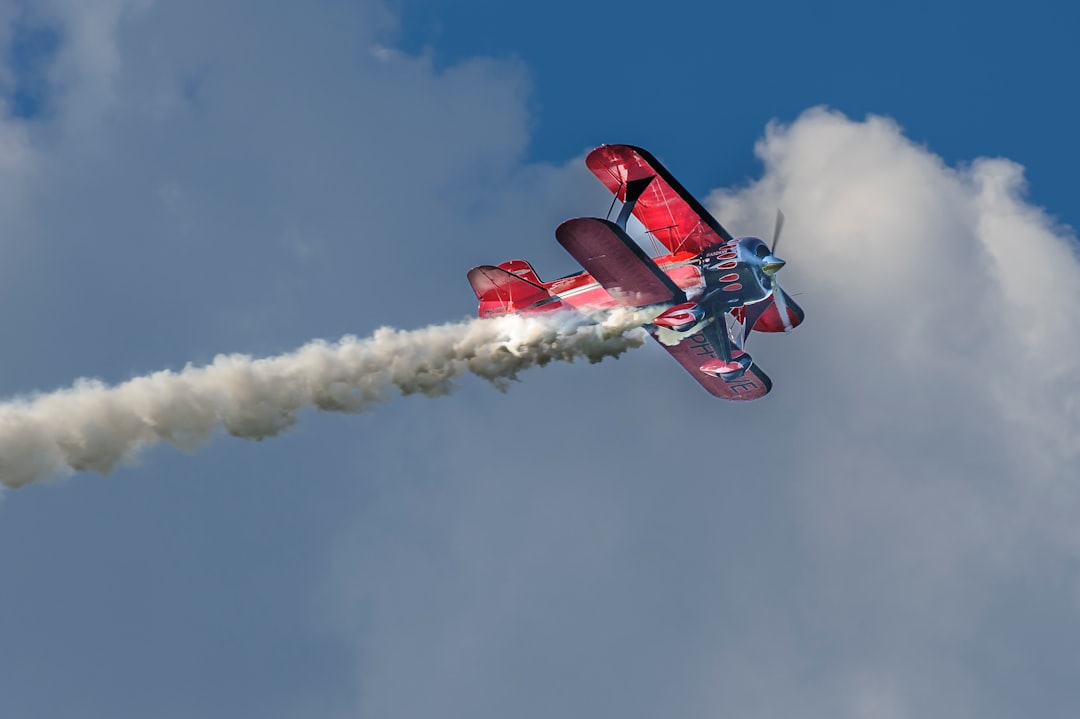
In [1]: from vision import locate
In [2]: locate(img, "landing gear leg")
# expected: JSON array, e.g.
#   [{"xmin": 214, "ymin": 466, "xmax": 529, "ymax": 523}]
[
  {"xmin": 707, "ymin": 314, "xmax": 733, "ymax": 364},
  {"xmin": 699, "ymin": 311, "xmax": 753, "ymax": 380}
]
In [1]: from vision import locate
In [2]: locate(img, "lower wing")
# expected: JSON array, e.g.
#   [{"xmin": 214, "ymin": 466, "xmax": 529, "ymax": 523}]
[{"xmin": 651, "ymin": 325, "xmax": 772, "ymax": 401}]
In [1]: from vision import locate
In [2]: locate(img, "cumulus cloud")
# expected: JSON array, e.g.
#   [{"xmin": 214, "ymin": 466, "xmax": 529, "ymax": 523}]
[
  {"xmin": 326, "ymin": 109, "xmax": 1080, "ymax": 719},
  {"xmin": 710, "ymin": 108, "xmax": 1080, "ymax": 475},
  {"xmin": 698, "ymin": 109, "xmax": 1080, "ymax": 717}
]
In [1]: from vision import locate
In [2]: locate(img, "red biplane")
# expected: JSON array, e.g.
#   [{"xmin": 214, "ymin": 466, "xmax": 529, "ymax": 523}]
[{"xmin": 467, "ymin": 145, "xmax": 804, "ymax": 400}]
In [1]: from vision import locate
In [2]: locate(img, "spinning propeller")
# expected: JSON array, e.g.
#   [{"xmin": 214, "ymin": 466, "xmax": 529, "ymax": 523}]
[{"xmin": 761, "ymin": 209, "xmax": 793, "ymax": 332}]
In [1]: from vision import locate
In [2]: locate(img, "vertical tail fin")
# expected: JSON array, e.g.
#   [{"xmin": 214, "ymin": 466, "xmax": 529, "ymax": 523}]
[{"xmin": 496, "ymin": 260, "xmax": 546, "ymax": 287}]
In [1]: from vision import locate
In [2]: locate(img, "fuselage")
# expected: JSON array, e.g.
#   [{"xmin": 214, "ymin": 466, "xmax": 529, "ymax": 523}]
[
  {"xmin": 538, "ymin": 237, "xmax": 776, "ymax": 313},
  {"xmin": 470, "ymin": 234, "xmax": 800, "ymax": 337}
]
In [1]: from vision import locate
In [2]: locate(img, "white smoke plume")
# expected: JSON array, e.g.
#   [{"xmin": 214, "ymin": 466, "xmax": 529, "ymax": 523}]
[{"xmin": 0, "ymin": 309, "xmax": 650, "ymax": 489}]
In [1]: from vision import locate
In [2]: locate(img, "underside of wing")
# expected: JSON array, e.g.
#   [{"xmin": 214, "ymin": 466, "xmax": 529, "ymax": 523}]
[
  {"xmin": 586, "ymin": 144, "xmax": 733, "ymax": 256},
  {"xmin": 555, "ymin": 218, "xmax": 684, "ymax": 307},
  {"xmin": 651, "ymin": 327, "xmax": 772, "ymax": 401}
]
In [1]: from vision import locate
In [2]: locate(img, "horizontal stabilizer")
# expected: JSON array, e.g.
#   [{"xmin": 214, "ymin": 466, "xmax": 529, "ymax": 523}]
[
  {"xmin": 467, "ymin": 265, "xmax": 557, "ymax": 317},
  {"xmin": 555, "ymin": 218, "xmax": 684, "ymax": 307}
]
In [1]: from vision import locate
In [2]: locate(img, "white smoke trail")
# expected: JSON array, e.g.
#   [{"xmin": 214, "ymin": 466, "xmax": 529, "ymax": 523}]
[{"xmin": 0, "ymin": 309, "xmax": 650, "ymax": 489}]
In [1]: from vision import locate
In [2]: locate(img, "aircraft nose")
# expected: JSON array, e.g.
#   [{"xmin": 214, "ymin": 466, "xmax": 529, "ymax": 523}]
[{"xmin": 761, "ymin": 255, "xmax": 786, "ymax": 276}]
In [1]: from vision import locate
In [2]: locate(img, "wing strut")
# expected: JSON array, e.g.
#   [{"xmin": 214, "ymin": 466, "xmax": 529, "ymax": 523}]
[{"xmin": 615, "ymin": 175, "xmax": 655, "ymax": 230}]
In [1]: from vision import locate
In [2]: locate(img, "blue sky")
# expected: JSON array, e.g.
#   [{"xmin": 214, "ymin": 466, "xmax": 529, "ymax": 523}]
[
  {"xmin": 395, "ymin": 0, "xmax": 1079, "ymax": 217},
  {"xmin": 0, "ymin": 2, "xmax": 1079, "ymax": 718}
]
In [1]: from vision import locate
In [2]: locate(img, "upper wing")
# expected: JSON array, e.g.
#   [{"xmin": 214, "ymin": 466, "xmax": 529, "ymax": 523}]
[
  {"xmin": 586, "ymin": 144, "xmax": 734, "ymax": 255},
  {"xmin": 650, "ymin": 325, "xmax": 772, "ymax": 401},
  {"xmin": 555, "ymin": 218, "xmax": 684, "ymax": 307}
]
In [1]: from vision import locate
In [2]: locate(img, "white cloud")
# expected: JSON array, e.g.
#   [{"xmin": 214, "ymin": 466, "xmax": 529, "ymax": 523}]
[
  {"xmin": 0, "ymin": 2, "xmax": 597, "ymax": 717},
  {"xmin": 324, "ymin": 109, "xmax": 1080, "ymax": 719}
]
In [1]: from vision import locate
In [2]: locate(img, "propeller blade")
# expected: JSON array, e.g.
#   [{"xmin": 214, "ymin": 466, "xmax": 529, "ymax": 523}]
[
  {"xmin": 771, "ymin": 209, "xmax": 785, "ymax": 254},
  {"xmin": 771, "ymin": 277, "xmax": 793, "ymax": 332},
  {"xmin": 769, "ymin": 209, "xmax": 791, "ymax": 331}
]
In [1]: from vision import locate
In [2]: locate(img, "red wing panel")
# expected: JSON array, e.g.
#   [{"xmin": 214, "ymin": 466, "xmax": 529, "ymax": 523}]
[
  {"xmin": 555, "ymin": 218, "xmax": 684, "ymax": 307},
  {"xmin": 651, "ymin": 329, "xmax": 772, "ymax": 401},
  {"xmin": 736, "ymin": 291, "xmax": 806, "ymax": 334},
  {"xmin": 751, "ymin": 290, "xmax": 806, "ymax": 333},
  {"xmin": 586, "ymin": 144, "xmax": 734, "ymax": 255}
]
